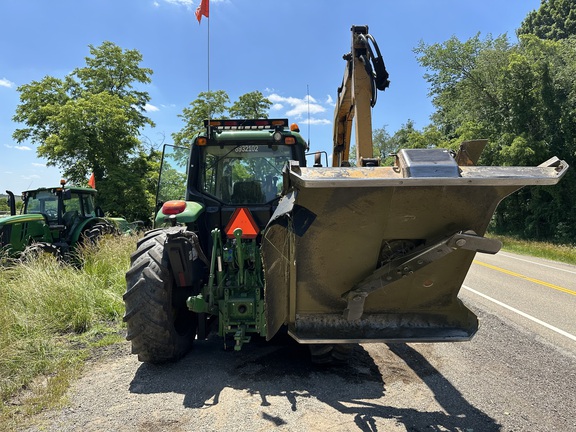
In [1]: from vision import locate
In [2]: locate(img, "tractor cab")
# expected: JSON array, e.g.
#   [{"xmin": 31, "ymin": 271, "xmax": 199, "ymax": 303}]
[
  {"xmin": 23, "ymin": 182, "xmax": 98, "ymax": 242},
  {"xmin": 155, "ymin": 119, "xmax": 309, "ymax": 248}
]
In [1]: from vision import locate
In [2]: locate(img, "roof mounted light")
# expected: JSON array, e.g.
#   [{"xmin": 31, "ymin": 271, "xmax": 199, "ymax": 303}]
[
  {"xmin": 273, "ymin": 131, "xmax": 283, "ymax": 142},
  {"xmin": 204, "ymin": 119, "xmax": 288, "ymax": 131}
]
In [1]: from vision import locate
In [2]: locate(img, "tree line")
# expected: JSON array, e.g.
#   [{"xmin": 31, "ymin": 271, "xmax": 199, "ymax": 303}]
[
  {"xmin": 11, "ymin": 0, "xmax": 576, "ymax": 243},
  {"xmin": 370, "ymin": 0, "xmax": 576, "ymax": 243}
]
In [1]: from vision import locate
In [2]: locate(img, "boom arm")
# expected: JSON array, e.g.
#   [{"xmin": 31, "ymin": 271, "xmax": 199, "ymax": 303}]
[{"xmin": 332, "ymin": 25, "xmax": 390, "ymax": 167}]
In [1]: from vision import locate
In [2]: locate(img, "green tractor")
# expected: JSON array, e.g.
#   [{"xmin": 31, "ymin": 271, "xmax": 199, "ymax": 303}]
[
  {"xmin": 0, "ymin": 181, "xmax": 130, "ymax": 259},
  {"xmin": 123, "ymin": 26, "xmax": 568, "ymax": 364}
]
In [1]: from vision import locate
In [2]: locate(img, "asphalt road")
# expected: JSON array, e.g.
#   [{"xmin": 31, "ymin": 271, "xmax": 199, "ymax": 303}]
[
  {"xmin": 463, "ymin": 251, "xmax": 576, "ymax": 356},
  {"xmin": 26, "ymin": 251, "xmax": 576, "ymax": 432}
]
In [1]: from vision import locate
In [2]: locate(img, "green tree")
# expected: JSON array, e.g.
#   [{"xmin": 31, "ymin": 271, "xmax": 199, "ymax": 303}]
[
  {"xmin": 172, "ymin": 90, "xmax": 230, "ymax": 147},
  {"xmin": 518, "ymin": 0, "xmax": 576, "ymax": 41},
  {"xmin": 229, "ymin": 91, "xmax": 272, "ymax": 118},
  {"xmin": 97, "ymin": 149, "xmax": 161, "ymax": 223},
  {"xmin": 172, "ymin": 90, "xmax": 272, "ymax": 147},
  {"xmin": 415, "ymin": 32, "xmax": 576, "ymax": 242},
  {"xmin": 414, "ymin": 34, "xmax": 511, "ymax": 141},
  {"xmin": 12, "ymin": 42, "xmax": 156, "ymax": 222}
]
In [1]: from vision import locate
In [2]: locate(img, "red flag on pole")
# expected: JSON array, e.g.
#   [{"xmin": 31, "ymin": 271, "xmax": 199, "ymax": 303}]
[
  {"xmin": 88, "ymin": 172, "xmax": 96, "ymax": 189},
  {"xmin": 195, "ymin": 0, "xmax": 209, "ymax": 23}
]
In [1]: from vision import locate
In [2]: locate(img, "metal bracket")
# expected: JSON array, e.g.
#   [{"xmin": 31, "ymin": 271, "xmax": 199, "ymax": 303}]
[
  {"xmin": 234, "ymin": 325, "xmax": 251, "ymax": 351},
  {"xmin": 342, "ymin": 231, "xmax": 501, "ymax": 321}
]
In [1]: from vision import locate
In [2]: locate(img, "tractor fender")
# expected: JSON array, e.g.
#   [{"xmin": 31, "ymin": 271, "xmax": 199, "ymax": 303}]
[
  {"xmin": 0, "ymin": 213, "xmax": 52, "ymax": 253},
  {"xmin": 154, "ymin": 201, "xmax": 205, "ymax": 227},
  {"xmin": 69, "ymin": 217, "xmax": 113, "ymax": 244}
]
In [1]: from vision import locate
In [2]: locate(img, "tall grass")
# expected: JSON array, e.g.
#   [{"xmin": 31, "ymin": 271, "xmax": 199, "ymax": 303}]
[
  {"xmin": 0, "ymin": 235, "xmax": 137, "ymax": 429},
  {"xmin": 493, "ymin": 234, "xmax": 576, "ymax": 265}
]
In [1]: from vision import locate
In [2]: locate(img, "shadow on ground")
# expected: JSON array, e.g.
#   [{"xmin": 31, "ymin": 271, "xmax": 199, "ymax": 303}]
[{"xmin": 129, "ymin": 335, "xmax": 499, "ymax": 431}]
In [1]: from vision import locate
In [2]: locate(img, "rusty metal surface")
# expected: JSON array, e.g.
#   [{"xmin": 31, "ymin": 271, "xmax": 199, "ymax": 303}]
[{"xmin": 289, "ymin": 310, "xmax": 477, "ymax": 343}]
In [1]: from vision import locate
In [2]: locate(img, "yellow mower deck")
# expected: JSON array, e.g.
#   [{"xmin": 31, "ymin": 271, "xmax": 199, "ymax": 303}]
[{"xmin": 262, "ymin": 153, "xmax": 568, "ymax": 344}]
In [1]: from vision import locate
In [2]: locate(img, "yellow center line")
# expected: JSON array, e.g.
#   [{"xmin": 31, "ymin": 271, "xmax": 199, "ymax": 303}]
[{"xmin": 473, "ymin": 260, "xmax": 576, "ymax": 297}]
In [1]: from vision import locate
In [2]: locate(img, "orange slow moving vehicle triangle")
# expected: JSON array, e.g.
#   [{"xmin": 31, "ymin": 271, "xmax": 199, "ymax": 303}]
[{"xmin": 225, "ymin": 207, "xmax": 259, "ymax": 239}]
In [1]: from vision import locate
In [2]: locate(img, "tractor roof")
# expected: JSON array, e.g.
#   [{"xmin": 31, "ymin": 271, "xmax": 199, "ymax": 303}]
[
  {"xmin": 201, "ymin": 119, "xmax": 308, "ymax": 150},
  {"xmin": 22, "ymin": 186, "xmax": 96, "ymax": 195}
]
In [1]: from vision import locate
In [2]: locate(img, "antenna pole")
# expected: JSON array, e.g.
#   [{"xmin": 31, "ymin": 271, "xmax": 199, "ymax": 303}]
[
  {"xmin": 307, "ymin": 84, "xmax": 311, "ymax": 145},
  {"xmin": 207, "ymin": 14, "xmax": 210, "ymax": 94}
]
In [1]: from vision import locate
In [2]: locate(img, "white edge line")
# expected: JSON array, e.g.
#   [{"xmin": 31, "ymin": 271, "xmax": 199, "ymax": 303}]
[
  {"xmin": 497, "ymin": 252, "xmax": 576, "ymax": 275},
  {"xmin": 463, "ymin": 285, "xmax": 576, "ymax": 343}
]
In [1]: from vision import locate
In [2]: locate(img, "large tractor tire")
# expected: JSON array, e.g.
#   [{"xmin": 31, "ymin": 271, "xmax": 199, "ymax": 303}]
[
  {"xmin": 84, "ymin": 220, "xmax": 117, "ymax": 244},
  {"xmin": 123, "ymin": 229, "xmax": 197, "ymax": 363}
]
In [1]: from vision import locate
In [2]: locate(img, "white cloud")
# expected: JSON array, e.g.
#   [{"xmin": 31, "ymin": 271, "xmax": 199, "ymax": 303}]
[
  {"xmin": 0, "ymin": 78, "xmax": 15, "ymax": 88},
  {"xmin": 163, "ymin": 0, "xmax": 194, "ymax": 7},
  {"xmin": 22, "ymin": 174, "xmax": 41, "ymax": 180},
  {"xmin": 144, "ymin": 103, "xmax": 159, "ymax": 112},
  {"xmin": 271, "ymin": 103, "xmax": 284, "ymax": 111},
  {"xmin": 160, "ymin": 0, "xmax": 226, "ymax": 11},
  {"xmin": 301, "ymin": 118, "xmax": 331, "ymax": 126},
  {"xmin": 32, "ymin": 163, "xmax": 46, "ymax": 167},
  {"xmin": 326, "ymin": 95, "xmax": 335, "ymax": 106},
  {"xmin": 267, "ymin": 93, "xmax": 326, "ymax": 119},
  {"xmin": 4, "ymin": 144, "xmax": 32, "ymax": 151}
]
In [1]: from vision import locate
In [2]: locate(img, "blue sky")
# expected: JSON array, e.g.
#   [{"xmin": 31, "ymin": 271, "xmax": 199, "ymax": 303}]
[{"xmin": 1, "ymin": 0, "xmax": 541, "ymax": 193}]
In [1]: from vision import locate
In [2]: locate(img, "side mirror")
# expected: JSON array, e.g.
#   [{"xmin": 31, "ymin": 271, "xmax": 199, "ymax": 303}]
[{"xmin": 95, "ymin": 206, "xmax": 105, "ymax": 217}]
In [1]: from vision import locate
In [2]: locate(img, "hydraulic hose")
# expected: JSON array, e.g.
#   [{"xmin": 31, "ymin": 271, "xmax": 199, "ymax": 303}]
[{"xmin": 358, "ymin": 33, "xmax": 390, "ymax": 107}]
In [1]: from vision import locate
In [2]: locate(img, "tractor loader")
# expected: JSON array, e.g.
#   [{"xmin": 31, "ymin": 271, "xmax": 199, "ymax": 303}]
[
  {"xmin": 1, "ymin": 182, "xmax": 131, "ymax": 260},
  {"xmin": 123, "ymin": 25, "xmax": 568, "ymax": 364}
]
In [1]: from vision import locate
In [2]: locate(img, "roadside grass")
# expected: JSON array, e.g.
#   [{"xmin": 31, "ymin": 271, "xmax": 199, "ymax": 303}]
[
  {"xmin": 0, "ymin": 234, "xmax": 137, "ymax": 430},
  {"xmin": 493, "ymin": 234, "xmax": 576, "ymax": 265}
]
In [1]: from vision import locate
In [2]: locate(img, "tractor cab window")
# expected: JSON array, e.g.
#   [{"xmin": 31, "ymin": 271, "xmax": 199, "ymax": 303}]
[
  {"xmin": 202, "ymin": 144, "xmax": 292, "ymax": 204},
  {"xmin": 62, "ymin": 192, "xmax": 95, "ymax": 225},
  {"xmin": 81, "ymin": 194, "xmax": 96, "ymax": 217},
  {"xmin": 25, "ymin": 190, "xmax": 58, "ymax": 222},
  {"xmin": 62, "ymin": 192, "xmax": 95, "ymax": 217}
]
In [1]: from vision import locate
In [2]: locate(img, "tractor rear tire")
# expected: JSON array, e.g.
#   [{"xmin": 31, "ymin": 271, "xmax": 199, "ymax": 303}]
[
  {"xmin": 123, "ymin": 229, "xmax": 197, "ymax": 363},
  {"xmin": 85, "ymin": 221, "xmax": 117, "ymax": 244}
]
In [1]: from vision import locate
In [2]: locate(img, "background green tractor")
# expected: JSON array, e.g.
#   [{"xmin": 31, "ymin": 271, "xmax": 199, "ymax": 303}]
[{"xmin": 0, "ymin": 181, "xmax": 131, "ymax": 260}]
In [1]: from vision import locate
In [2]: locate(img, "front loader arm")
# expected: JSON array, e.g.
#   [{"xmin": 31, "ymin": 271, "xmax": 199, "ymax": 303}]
[{"xmin": 332, "ymin": 25, "xmax": 389, "ymax": 167}]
